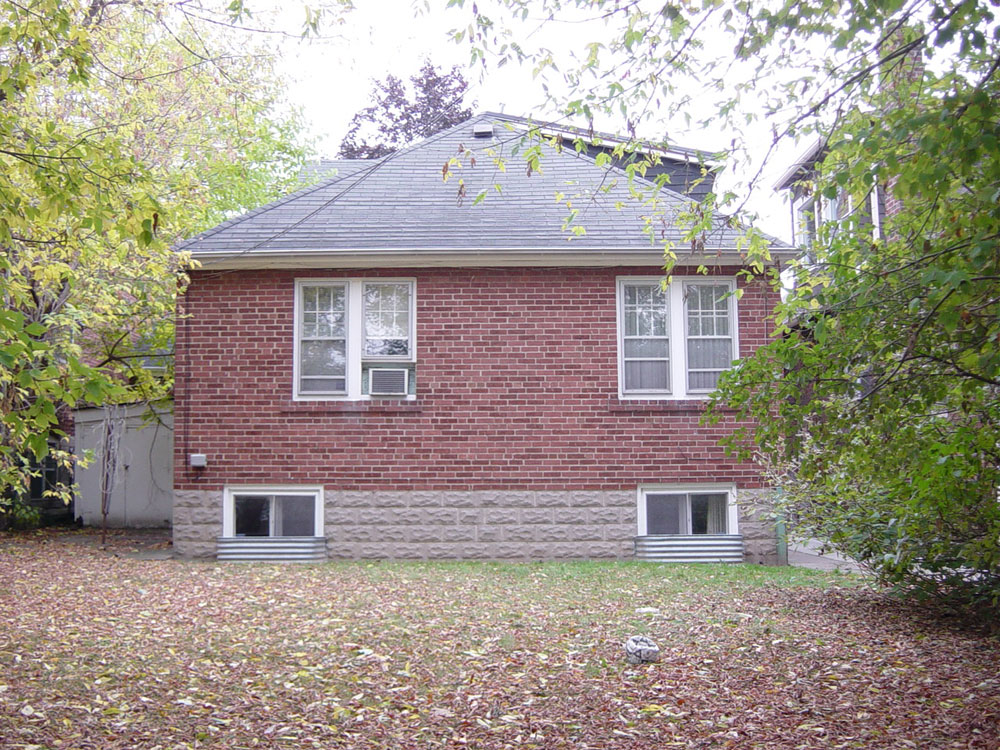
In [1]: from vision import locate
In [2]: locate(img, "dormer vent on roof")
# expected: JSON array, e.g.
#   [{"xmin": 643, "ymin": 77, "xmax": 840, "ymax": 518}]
[{"xmin": 472, "ymin": 122, "xmax": 495, "ymax": 138}]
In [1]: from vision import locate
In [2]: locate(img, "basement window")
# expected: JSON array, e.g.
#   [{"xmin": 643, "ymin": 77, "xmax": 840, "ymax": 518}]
[
  {"xmin": 222, "ymin": 486, "xmax": 323, "ymax": 537},
  {"xmin": 637, "ymin": 486, "xmax": 738, "ymax": 535}
]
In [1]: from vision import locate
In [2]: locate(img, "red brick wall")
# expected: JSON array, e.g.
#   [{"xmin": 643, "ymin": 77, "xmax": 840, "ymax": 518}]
[{"xmin": 174, "ymin": 265, "xmax": 776, "ymax": 491}]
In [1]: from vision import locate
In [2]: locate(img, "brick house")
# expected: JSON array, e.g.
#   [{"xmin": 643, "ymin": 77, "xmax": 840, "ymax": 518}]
[{"xmin": 173, "ymin": 113, "xmax": 794, "ymax": 562}]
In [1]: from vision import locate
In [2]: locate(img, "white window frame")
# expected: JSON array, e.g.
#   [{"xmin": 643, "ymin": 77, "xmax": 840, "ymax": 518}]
[
  {"xmin": 296, "ymin": 280, "xmax": 349, "ymax": 397},
  {"xmin": 870, "ymin": 184, "xmax": 883, "ymax": 240},
  {"xmin": 822, "ymin": 193, "xmax": 841, "ymax": 224},
  {"xmin": 222, "ymin": 485, "xmax": 324, "ymax": 538},
  {"xmin": 294, "ymin": 278, "xmax": 416, "ymax": 401},
  {"xmin": 616, "ymin": 277, "xmax": 738, "ymax": 400},
  {"xmin": 792, "ymin": 194, "xmax": 818, "ymax": 249},
  {"xmin": 683, "ymin": 280, "xmax": 738, "ymax": 395},
  {"xmin": 361, "ymin": 281, "xmax": 416, "ymax": 363},
  {"xmin": 636, "ymin": 484, "xmax": 739, "ymax": 536},
  {"xmin": 796, "ymin": 189, "xmax": 863, "ymax": 249}
]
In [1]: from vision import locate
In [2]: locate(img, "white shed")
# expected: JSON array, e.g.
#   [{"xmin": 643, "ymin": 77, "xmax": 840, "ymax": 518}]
[{"xmin": 73, "ymin": 405, "xmax": 173, "ymax": 528}]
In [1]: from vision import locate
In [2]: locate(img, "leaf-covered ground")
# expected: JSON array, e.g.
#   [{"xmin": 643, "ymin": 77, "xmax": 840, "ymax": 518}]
[{"xmin": 1, "ymin": 531, "xmax": 997, "ymax": 749}]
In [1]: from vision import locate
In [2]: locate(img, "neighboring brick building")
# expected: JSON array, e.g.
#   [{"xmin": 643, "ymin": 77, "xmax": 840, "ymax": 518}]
[{"xmin": 174, "ymin": 113, "xmax": 793, "ymax": 562}]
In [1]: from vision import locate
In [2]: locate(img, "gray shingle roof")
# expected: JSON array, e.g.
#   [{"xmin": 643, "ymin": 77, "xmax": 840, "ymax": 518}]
[
  {"xmin": 180, "ymin": 113, "xmax": 791, "ymax": 262},
  {"xmin": 298, "ymin": 159, "xmax": 376, "ymax": 185}
]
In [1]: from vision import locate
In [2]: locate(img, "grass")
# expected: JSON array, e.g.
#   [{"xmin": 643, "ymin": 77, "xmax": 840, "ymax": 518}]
[{"xmin": 0, "ymin": 530, "xmax": 997, "ymax": 749}]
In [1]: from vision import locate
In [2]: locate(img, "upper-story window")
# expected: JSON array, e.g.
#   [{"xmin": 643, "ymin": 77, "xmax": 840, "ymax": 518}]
[
  {"xmin": 793, "ymin": 188, "xmax": 873, "ymax": 251},
  {"xmin": 617, "ymin": 277, "xmax": 737, "ymax": 399},
  {"xmin": 295, "ymin": 279, "xmax": 415, "ymax": 400},
  {"xmin": 792, "ymin": 194, "xmax": 819, "ymax": 249},
  {"xmin": 621, "ymin": 282, "xmax": 671, "ymax": 393}
]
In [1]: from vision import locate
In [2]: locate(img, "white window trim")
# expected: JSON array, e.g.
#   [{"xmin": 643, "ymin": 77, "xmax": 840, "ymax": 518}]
[
  {"xmin": 636, "ymin": 483, "xmax": 739, "ymax": 536},
  {"xmin": 822, "ymin": 193, "xmax": 841, "ymax": 223},
  {"xmin": 616, "ymin": 276, "xmax": 739, "ymax": 400},
  {"xmin": 222, "ymin": 485, "xmax": 324, "ymax": 538},
  {"xmin": 293, "ymin": 278, "xmax": 416, "ymax": 401},
  {"xmin": 791, "ymin": 194, "xmax": 817, "ymax": 249},
  {"xmin": 870, "ymin": 184, "xmax": 883, "ymax": 240}
]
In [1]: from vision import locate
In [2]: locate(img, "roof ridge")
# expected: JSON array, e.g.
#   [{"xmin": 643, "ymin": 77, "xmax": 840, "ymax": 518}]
[
  {"xmin": 307, "ymin": 157, "xmax": 375, "ymax": 169},
  {"xmin": 479, "ymin": 111, "xmax": 720, "ymax": 161}
]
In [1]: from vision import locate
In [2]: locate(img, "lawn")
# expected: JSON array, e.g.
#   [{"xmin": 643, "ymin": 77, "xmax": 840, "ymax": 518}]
[{"xmin": 1, "ymin": 531, "xmax": 997, "ymax": 749}]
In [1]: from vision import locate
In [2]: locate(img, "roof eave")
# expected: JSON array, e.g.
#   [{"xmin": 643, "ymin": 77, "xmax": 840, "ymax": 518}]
[
  {"xmin": 186, "ymin": 246, "xmax": 798, "ymax": 270},
  {"xmin": 773, "ymin": 139, "xmax": 824, "ymax": 191}
]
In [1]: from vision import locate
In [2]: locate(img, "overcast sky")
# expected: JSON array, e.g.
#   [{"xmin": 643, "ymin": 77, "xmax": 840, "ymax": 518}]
[
  {"xmin": 280, "ymin": 1, "xmax": 582, "ymax": 149},
  {"xmin": 273, "ymin": 0, "xmax": 797, "ymax": 242}
]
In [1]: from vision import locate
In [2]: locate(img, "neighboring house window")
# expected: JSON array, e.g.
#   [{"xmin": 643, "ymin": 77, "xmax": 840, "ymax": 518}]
[
  {"xmin": 637, "ymin": 486, "xmax": 738, "ymax": 536},
  {"xmin": 223, "ymin": 486, "xmax": 323, "ymax": 537},
  {"xmin": 617, "ymin": 277, "xmax": 737, "ymax": 399},
  {"xmin": 822, "ymin": 193, "xmax": 842, "ymax": 224},
  {"xmin": 28, "ymin": 453, "xmax": 70, "ymax": 501},
  {"xmin": 295, "ymin": 279, "xmax": 415, "ymax": 400},
  {"xmin": 793, "ymin": 194, "xmax": 818, "ymax": 249},
  {"xmin": 795, "ymin": 187, "xmax": 869, "ymax": 251}
]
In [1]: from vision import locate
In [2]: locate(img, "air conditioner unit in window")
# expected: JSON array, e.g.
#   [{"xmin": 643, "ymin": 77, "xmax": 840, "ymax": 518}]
[{"xmin": 368, "ymin": 368, "xmax": 408, "ymax": 396}]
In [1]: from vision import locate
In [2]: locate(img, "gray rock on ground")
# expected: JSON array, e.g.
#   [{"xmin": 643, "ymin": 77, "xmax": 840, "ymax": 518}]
[{"xmin": 624, "ymin": 635, "xmax": 661, "ymax": 665}]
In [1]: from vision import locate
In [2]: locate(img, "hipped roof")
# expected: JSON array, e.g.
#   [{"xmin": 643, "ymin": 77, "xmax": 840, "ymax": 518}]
[{"xmin": 179, "ymin": 112, "xmax": 792, "ymax": 268}]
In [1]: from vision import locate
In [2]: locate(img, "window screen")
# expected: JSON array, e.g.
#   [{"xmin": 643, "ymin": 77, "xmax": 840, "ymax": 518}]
[{"xmin": 645, "ymin": 493, "xmax": 685, "ymax": 535}]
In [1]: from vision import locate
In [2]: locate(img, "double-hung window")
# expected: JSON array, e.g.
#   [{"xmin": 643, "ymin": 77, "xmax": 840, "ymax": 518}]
[
  {"xmin": 295, "ymin": 279, "xmax": 415, "ymax": 400},
  {"xmin": 793, "ymin": 194, "xmax": 818, "ymax": 250},
  {"xmin": 299, "ymin": 283, "xmax": 348, "ymax": 395},
  {"xmin": 621, "ymin": 282, "xmax": 672, "ymax": 393},
  {"xmin": 617, "ymin": 277, "xmax": 737, "ymax": 399},
  {"xmin": 794, "ymin": 189, "xmax": 860, "ymax": 250},
  {"xmin": 685, "ymin": 283, "xmax": 734, "ymax": 392}
]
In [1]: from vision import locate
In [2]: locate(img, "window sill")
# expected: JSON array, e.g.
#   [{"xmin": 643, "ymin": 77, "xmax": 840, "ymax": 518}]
[
  {"xmin": 282, "ymin": 400, "xmax": 422, "ymax": 414},
  {"xmin": 608, "ymin": 399, "xmax": 735, "ymax": 414}
]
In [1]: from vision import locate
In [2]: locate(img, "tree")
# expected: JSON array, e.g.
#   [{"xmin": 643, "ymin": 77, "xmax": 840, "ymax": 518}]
[
  {"xmin": 0, "ymin": 0, "xmax": 321, "ymax": 523},
  {"xmin": 447, "ymin": 0, "xmax": 1000, "ymax": 617},
  {"xmin": 339, "ymin": 61, "xmax": 474, "ymax": 158}
]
